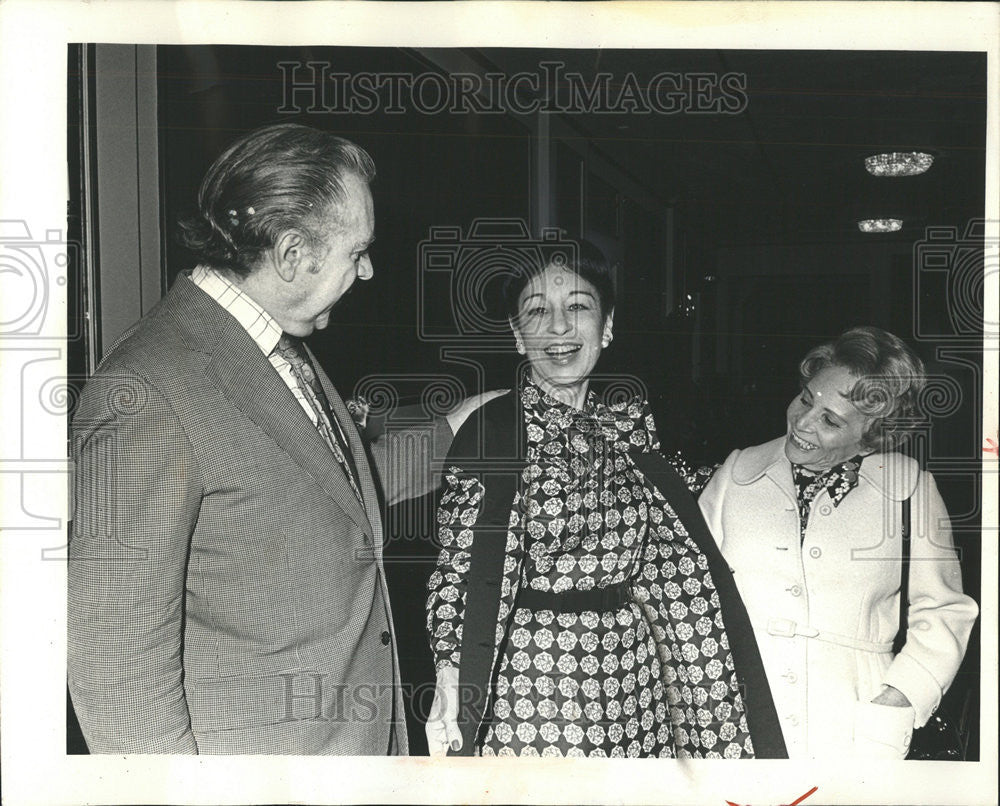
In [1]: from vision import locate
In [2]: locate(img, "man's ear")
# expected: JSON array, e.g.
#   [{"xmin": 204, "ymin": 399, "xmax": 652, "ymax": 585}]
[{"xmin": 271, "ymin": 229, "xmax": 310, "ymax": 282}]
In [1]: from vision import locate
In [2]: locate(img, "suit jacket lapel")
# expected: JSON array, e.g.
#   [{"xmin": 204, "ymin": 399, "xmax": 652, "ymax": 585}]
[{"xmin": 165, "ymin": 274, "xmax": 374, "ymax": 535}]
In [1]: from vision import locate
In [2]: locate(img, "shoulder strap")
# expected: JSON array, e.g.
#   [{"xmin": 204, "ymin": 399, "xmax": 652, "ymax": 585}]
[
  {"xmin": 629, "ymin": 449, "xmax": 789, "ymax": 759},
  {"xmin": 892, "ymin": 497, "xmax": 912, "ymax": 655}
]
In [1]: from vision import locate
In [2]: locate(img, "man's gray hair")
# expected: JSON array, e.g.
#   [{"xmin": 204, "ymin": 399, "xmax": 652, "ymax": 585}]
[{"xmin": 178, "ymin": 123, "xmax": 375, "ymax": 277}]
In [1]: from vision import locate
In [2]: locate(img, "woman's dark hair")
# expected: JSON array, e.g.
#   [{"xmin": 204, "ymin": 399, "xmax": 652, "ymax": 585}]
[
  {"xmin": 798, "ymin": 326, "xmax": 927, "ymax": 452},
  {"xmin": 177, "ymin": 123, "xmax": 375, "ymax": 277},
  {"xmin": 501, "ymin": 238, "xmax": 616, "ymax": 321}
]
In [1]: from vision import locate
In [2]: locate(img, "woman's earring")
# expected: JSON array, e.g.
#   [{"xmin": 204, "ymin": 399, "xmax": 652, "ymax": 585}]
[
  {"xmin": 602, "ymin": 331, "xmax": 613, "ymax": 348},
  {"xmin": 515, "ymin": 339, "xmax": 526, "ymax": 355}
]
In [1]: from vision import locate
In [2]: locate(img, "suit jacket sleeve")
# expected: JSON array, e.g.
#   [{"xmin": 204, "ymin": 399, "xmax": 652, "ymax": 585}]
[
  {"xmin": 882, "ymin": 468, "xmax": 979, "ymax": 727},
  {"xmin": 68, "ymin": 367, "xmax": 202, "ymax": 753},
  {"xmin": 365, "ymin": 406, "xmax": 454, "ymax": 506}
]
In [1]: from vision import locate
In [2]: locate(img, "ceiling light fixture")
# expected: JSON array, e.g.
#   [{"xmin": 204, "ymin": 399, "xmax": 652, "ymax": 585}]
[
  {"xmin": 858, "ymin": 218, "xmax": 903, "ymax": 233},
  {"xmin": 864, "ymin": 152, "xmax": 934, "ymax": 177}
]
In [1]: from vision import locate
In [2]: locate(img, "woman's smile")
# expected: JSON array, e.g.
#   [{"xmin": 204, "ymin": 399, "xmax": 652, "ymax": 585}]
[
  {"xmin": 788, "ymin": 431, "xmax": 818, "ymax": 452},
  {"xmin": 542, "ymin": 341, "xmax": 583, "ymax": 362}
]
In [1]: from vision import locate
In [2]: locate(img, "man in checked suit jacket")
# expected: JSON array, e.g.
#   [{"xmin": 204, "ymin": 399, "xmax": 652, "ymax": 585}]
[{"xmin": 69, "ymin": 123, "xmax": 466, "ymax": 754}]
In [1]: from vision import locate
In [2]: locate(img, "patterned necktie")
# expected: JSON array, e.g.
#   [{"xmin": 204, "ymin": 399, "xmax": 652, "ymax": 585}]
[{"xmin": 275, "ymin": 334, "xmax": 363, "ymax": 503}]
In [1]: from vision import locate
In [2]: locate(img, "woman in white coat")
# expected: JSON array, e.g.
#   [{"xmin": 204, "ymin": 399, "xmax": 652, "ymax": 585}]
[{"xmin": 698, "ymin": 327, "xmax": 977, "ymax": 759}]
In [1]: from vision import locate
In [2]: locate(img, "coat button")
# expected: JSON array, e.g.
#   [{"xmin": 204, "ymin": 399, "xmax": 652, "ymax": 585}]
[
  {"xmin": 789, "ymin": 584, "xmax": 802, "ymax": 596},
  {"xmin": 809, "ymin": 546, "xmax": 822, "ymax": 559},
  {"xmin": 819, "ymin": 504, "xmax": 832, "ymax": 516},
  {"xmin": 787, "ymin": 714, "xmax": 799, "ymax": 726},
  {"xmin": 783, "ymin": 671, "xmax": 797, "ymax": 683},
  {"xmin": 381, "ymin": 630, "xmax": 391, "ymax": 646}
]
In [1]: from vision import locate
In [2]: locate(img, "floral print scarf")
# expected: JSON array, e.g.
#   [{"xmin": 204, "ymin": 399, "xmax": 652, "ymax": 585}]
[{"xmin": 791, "ymin": 454, "xmax": 865, "ymax": 542}]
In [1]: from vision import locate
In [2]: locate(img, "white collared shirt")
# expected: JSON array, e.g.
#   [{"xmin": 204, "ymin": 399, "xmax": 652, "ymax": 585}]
[{"xmin": 190, "ymin": 265, "xmax": 324, "ymax": 428}]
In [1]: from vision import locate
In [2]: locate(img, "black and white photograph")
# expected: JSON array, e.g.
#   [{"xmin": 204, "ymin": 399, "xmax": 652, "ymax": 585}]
[{"xmin": 1, "ymin": 3, "xmax": 996, "ymax": 805}]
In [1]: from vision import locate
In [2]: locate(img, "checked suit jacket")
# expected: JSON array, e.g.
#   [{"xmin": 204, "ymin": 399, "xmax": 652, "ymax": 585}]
[{"xmin": 68, "ymin": 272, "xmax": 449, "ymax": 754}]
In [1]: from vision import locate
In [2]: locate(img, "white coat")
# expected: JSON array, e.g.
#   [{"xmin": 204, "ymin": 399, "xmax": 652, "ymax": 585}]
[{"xmin": 698, "ymin": 437, "xmax": 978, "ymax": 758}]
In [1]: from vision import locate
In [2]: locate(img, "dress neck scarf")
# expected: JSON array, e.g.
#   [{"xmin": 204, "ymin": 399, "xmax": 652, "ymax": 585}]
[{"xmin": 791, "ymin": 454, "xmax": 865, "ymax": 542}]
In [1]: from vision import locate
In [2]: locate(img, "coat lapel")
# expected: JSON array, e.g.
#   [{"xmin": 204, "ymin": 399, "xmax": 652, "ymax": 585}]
[
  {"xmin": 447, "ymin": 393, "xmax": 526, "ymax": 755},
  {"xmin": 733, "ymin": 437, "xmax": 798, "ymax": 509},
  {"xmin": 165, "ymin": 274, "xmax": 374, "ymax": 535}
]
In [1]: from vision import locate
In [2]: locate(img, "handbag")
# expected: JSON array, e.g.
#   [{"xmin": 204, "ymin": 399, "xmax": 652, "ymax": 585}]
[{"xmin": 893, "ymin": 497, "xmax": 967, "ymax": 760}]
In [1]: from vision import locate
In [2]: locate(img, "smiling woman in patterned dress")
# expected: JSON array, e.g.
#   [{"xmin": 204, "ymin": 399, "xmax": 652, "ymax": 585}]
[{"xmin": 424, "ymin": 241, "xmax": 786, "ymax": 758}]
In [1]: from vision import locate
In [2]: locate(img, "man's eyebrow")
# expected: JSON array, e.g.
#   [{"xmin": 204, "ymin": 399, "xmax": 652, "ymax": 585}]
[
  {"xmin": 520, "ymin": 292, "xmax": 544, "ymax": 305},
  {"xmin": 567, "ymin": 290, "xmax": 596, "ymax": 297}
]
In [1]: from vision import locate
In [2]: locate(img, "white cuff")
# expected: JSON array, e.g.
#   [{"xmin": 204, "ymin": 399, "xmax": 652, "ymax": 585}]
[
  {"xmin": 853, "ymin": 700, "xmax": 915, "ymax": 759},
  {"xmin": 883, "ymin": 652, "xmax": 942, "ymax": 728}
]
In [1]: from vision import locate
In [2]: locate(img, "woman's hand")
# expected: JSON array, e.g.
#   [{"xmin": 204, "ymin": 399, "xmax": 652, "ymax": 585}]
[
  {"xmin": 871, "ymin": 685, "xmax": 912, "ymax": 707},
  {"xmin": 426, "ymin": 665, "xmax": 463, "ymax": 756}
]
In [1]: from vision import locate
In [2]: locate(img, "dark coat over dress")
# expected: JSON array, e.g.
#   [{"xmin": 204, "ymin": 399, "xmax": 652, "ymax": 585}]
[{"xmin": 426, "ymin": 383, "xmax": 786, "ymax": 758}]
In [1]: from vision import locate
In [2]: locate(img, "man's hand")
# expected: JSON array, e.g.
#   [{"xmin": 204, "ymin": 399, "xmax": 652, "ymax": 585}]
[
  {"xmin": 446, "ymin": 390, "xmax": 508, "ymax": 434},
  {"xmin": 426, "ymin": 665, "xmax": 463, "ymax": 756}
]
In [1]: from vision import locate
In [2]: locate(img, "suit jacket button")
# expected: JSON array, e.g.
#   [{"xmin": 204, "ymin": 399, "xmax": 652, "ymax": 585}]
[{"xmin": 381, "ymin": 630, "xmax": 391, "ymax": 646}]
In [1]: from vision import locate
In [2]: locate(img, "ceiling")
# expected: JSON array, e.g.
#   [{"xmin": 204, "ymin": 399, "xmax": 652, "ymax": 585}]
[{"xmin": 472, "ymin": 48, "xmax": 987, "ymax": 249}]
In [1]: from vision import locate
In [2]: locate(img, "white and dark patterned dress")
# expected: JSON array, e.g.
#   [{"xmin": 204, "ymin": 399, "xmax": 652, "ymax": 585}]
[{"xmin": 427, "ymin": 379, "xmax": 751, "ymax": 758}]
